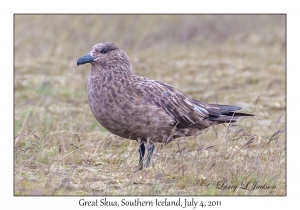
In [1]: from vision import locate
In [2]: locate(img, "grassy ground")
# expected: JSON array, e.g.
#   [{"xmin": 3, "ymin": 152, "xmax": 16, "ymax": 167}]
[{"xmin": 14, "ymin": 15, "xmax": 285, "ymax": 195}]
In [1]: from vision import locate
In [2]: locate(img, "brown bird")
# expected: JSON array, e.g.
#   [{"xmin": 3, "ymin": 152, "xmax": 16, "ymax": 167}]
[{"xmin": 77, "ymin": 42, "xmax": 253, "ymax": 171}]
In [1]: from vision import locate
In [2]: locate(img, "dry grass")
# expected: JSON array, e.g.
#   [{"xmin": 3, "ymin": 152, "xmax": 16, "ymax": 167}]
[{"xmin": 14, "ymin": 15, "xmax": 285, "ymax": 195}]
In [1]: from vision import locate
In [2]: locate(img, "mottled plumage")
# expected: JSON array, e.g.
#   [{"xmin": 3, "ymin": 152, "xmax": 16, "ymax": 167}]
[{"xmin": 77, "ymin": 42, "xmax": 253, "ymax": 170}]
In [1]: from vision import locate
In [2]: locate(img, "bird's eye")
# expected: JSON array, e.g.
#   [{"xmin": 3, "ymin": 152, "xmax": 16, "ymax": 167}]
[{"xmin": 100, "ymin": 49, "xmax": 108, "ymax": 54}]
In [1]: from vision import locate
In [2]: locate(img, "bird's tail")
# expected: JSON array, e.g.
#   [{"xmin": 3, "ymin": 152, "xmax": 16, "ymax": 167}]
[{"xmin": 208, "ymin": 104, "xmax": 254, "ymax": 123}]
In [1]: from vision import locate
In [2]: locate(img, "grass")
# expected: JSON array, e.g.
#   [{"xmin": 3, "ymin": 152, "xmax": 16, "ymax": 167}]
[{"xmin": 14, "ymin": 15, "xmax": 285, "ymax": 195}]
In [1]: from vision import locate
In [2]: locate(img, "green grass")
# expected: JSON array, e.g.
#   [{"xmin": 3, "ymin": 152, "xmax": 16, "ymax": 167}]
[{"xmin": 14, "ymin": 15, "xmax": 285, "ymax": 195}]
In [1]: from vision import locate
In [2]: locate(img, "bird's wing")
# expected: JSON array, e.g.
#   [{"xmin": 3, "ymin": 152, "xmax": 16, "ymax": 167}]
[{"xmin": 132, "ymin": 78, "xmax": 210, "ymax": 129}]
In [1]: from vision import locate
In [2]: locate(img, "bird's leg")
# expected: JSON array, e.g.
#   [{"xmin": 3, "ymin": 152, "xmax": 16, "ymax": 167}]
[
  {"xmin": 144, "ymin": 143, "xmax": 155, "ymax": 168},
  {"xmin": 138, "ymin": 143, "xmax": 146, "ymax": 170},
  {"xmin": 136, "ymin": 138, "xmax": 145, "ymax": 172}
]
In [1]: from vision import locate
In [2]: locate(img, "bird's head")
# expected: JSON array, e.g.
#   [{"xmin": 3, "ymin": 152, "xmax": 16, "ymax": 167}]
[{"xmin": 77, "ymin": 42, "xmax": 132, "ymax": 72}]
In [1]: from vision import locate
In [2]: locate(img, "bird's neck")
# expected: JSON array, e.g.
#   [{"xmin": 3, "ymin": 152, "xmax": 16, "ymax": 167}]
[{"xmin": 89, "ymin": 66, "xmax": 135, "ymax": 83}]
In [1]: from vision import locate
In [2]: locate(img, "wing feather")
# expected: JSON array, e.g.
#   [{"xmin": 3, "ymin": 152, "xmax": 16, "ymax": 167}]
[{"xmin": 132, "ymin": 78, "xmax": 209, "ymax": 129}]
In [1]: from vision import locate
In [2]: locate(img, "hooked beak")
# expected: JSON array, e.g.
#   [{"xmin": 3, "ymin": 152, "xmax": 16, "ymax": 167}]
[{"xmin": 77, "ymin": 54, "xmax": 98, "ymax": 66}]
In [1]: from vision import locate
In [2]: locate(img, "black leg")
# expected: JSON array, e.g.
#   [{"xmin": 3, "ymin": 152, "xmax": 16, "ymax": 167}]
[
  {"xmin": 144, "ymin": 144, "xmax": 154, "ymax": 168},
  {"xmin": 136, "ymin": 142, "xmax": 145, "ymax": 171}
]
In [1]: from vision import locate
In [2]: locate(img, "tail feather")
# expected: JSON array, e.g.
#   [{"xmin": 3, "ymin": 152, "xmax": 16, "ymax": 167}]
[
  {"xmin": 225, "ymin": 112, "xmax": 255, "ymax": 117},
  {"xmin": 208, "ymin": 104, "xmax": 254, "ymax": 123},
  {"xmin": 218, "ymin": 105, "xmax": 241, "ymax": 114},
  {"xmin": 208, "ymin": 115, "xmax": 239, "ymax": 123}
]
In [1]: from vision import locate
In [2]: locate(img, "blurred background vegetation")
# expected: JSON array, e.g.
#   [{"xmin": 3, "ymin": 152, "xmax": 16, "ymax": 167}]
[{"xmin": 14, "ymin": 15, "xmax": 285, "ymax": 195}]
